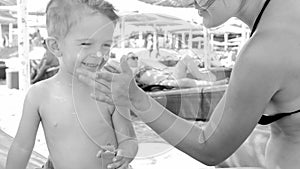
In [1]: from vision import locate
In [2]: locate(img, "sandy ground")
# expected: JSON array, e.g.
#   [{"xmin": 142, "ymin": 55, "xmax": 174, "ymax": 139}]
[{"xmin": 0, "ymin": 83, "xmax": 214, "ymax": 169}]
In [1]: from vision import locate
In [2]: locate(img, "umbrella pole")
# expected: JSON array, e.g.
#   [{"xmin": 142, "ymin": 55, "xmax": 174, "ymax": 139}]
[
  {"xmin": 17, "ymin": 0, "xmax": 30, "ymax": 91},
  {"xmin": 153, "ymin": 24, "xmax": 157, "ymax": 50},
  {"xmin": 9, "ymin": 23, "xmax": 13, "ymax": 47},
  {"xmin": 121, "ymin": 17, "xmax": 125, "ymax": 49},
  {"xmin": 0, "ymin": 24, "xmax": 3, "ymax": 48},
  {"xmin": 188, "ymin": 28, "xmax": 192, "ymax": 49},
  {"xmin": 203, "ymin": 27, "xmax": 211, "ymax": 69}
]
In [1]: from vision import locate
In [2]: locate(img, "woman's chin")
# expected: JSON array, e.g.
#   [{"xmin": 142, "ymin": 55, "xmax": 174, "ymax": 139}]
[
  {"xmin": 203, "ymin": 20, "xmax": 217, "ymax": 29},
  {"xmin": 203, "ymin": 18, "xmax": 224, "ymax": 29}
]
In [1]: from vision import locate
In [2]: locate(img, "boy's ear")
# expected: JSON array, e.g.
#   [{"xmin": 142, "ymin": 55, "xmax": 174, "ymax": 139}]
[{"xmin": 46, "ymin": 37, "xmax": 62, "ymax": 57}]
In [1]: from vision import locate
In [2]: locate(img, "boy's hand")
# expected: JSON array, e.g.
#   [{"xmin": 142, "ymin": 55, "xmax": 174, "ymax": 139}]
[
  {"xmin": 97, "ymin": 149, "xmax": 131, "ymax": 169},
  {"xmin": 109, "ymin": 149, "xmax": 132, "ymax": 169}
]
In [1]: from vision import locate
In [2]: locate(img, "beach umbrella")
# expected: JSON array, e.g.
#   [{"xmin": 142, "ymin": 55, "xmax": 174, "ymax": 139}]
[
  {"xmin": 135, "ymin": 1, "xmax": 213, "ymax": 68},
  {"xmin": 0, "ymin": 0, "xmax": 16, "ymax": 6},
  {"xmin": 0, "ymin": 0, "xmax": 48, "ymax": 14},
  {"xmin": 116, "ymin": 12, "xmax": 197, "ymax": 48},
  {"xmin": 137, "ymin": 0, "xmax": 194, "ymax": 8},
  {"xmin": 123, "ymin": 12, "xmax": 192, "ymax": 27},
  {"xmin": 0, "ymin": 11, "xmax": 16, "ymax": 24}
]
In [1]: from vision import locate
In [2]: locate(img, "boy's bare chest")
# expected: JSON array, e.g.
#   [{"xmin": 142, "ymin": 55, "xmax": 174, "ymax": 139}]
[{"xmin": 40, "ymin": 88, "xmax": 114, "ymax": 137}]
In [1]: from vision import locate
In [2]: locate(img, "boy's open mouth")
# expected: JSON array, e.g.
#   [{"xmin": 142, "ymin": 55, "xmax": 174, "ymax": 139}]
[
  {"xmin": 81, "ymin": 52, "xmax": 109, "ymax": 70},
  {"xmin": 82, "ymin": 62, "xmax": 99, "ymax": 68},
  {"xmin": 81, "ymin": 58, "xmax": 107, "ymax": 70}
]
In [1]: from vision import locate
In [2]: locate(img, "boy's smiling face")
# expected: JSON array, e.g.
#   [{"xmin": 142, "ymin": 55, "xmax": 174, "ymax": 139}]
[{"xmin": 59, "ymin": 12, "xmax": 115, "ymax": 74}]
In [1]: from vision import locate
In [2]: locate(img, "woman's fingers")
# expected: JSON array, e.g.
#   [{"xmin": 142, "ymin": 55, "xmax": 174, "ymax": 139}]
[
  {"xmin": 77, "ymin": 67, "xmax": 117, "ymax": 86},
  {"xmin": 91, "ymin": 93, "xmax": 114, "ymax": 105},
  {"xmin": 112, "ymin": 149, "xmax": 124, "ymax": 162},
  {"xmin": 96, "ymin": 71, "xmax": 114, "ymax": 82},
  {"xmin": 78, "ymin": 74, "xmax": 95, "ymax": 87},
  {"xmin": 95, "ymin": 77, "xmax": 111, "ymax": 91},
  {"xmin": 96, "ymin": 150, "xmax": 104, "ymax": 158},
  {"xmin": 120, "ymin": 55, "xmax": 133, "ymax": 75},
  {"xmin": 78, "ymin": 75, "xmax": 111, "ymax": 94},
  {"xmin": 76, "ymin": 68, "xmax": 97, "ymax": 79}
]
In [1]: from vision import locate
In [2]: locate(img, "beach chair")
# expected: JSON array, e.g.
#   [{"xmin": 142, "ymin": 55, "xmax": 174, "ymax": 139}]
[{"xmin": 148, "ymin": 84, "xmax": 227, "ymax": 121}]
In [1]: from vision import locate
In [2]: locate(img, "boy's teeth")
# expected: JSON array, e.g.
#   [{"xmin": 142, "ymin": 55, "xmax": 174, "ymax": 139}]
[{"xmin": 83, "ymin": 62, "xmax": 97, "ymax": 67}]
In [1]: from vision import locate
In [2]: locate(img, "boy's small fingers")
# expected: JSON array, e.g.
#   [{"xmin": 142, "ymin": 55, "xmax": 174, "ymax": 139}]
[
  {"xmin": 96, "ymin": 150, "xmax": 104, "ymax": 158},
  {"xmin": 112, "ymin": 155, "xmax": 122, "ymax": 162},
  {"xmin": 117, "ymin": 163, "xmax": 129, "ymax": 169},
  {"xmin": 114, "ymin": 149, "xmax": 125, "ymax": 160},
  {"xmin": 120, "ymin": 161, "xmax": 130, "ymax": 169},
  {"xmin": 107, "ymin": 159, "xmax": 124, "ymax": 169}
]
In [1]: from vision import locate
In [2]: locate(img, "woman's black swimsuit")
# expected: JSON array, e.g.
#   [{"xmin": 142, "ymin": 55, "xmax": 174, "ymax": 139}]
[
  {"xmin": 249, "ymin": 0, "xmax": 300, "ymax": 125},
  {"xmin": 258, "ymin": 110, "xmax": 300, "ymax": 125}
]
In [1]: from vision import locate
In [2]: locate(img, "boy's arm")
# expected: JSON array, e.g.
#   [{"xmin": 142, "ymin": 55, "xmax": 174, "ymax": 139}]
[
  {"xmin": 111, "ymin": 107, "xmax": 138, "ymax": 163},
  {"xmin": 6, "ymin": 86, "xmax": 41, "ymax": 169}
]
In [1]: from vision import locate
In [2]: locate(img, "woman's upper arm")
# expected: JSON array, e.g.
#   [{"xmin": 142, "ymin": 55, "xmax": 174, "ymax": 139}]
[
  {"xmin": 202, "ymin": 37, "xmax": 281, "ymax": 161},
  {"xmin": 13, "ymin": 86, "xmax": 41, "ymax": 150}
]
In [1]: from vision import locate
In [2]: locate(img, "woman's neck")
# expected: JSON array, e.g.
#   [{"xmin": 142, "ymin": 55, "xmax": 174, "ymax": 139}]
[{"xmin": 236, "ymin": 0, "xmax": 267, "ymax": 30}]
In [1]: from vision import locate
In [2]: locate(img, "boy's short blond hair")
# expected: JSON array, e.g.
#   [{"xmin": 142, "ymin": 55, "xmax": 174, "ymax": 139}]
[{"xmin": 46, "ymin": 0, "xmax": 119, "ymax": 39}]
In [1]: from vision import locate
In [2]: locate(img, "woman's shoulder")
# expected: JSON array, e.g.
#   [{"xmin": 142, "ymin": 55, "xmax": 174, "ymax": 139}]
[
  {"xmin": 230, "ymin": 32, "xmax": 286, "ymax": 86},
  {"xmin": 238, "ymin": 31, "xmax": 289, "ymax": 66}
]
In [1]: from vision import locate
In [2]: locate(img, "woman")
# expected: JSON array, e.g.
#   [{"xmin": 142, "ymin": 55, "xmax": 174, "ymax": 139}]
[{"xmin": 77, "ymin": 0, "xmax": 300, "ymax": 168}]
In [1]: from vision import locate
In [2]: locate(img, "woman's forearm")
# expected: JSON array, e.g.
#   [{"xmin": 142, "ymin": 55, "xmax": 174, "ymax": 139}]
[
  {"xmin": 130, "ymin": 90, "xmax": 197, "ymax": 144},
  {"xmin": 130, "ymin": 92, "xmax": 219, "ymax": 165}
]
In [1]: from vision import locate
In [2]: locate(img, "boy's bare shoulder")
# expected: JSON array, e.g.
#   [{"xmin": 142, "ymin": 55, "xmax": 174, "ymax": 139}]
[{"xmin": 27, "ymin": 78, "xmax": 54, "ymax": 101}]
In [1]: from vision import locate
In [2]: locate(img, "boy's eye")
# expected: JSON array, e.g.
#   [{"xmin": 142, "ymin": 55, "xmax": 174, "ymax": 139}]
[
  {"xmin": 103, "ymin": 44, "xmax": 111, "ymax": 48},
  {"xmin": 81, "ymin": 42, "xmax": 92, "ymax": 46}
]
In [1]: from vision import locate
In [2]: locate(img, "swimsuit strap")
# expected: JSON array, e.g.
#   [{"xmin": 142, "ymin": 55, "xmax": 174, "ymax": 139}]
[
  {"xmin": 258, "ymin": 109, "xmax": 300, "ymax": 125},
  {"xmin": 250, "ymin": 0, "xmax": 271, "ymax": 37}
]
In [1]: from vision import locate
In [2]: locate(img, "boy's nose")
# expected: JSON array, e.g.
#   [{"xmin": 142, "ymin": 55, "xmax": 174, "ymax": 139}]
[
  {"xmin": 96, "ymin": 51, "xmax": 109, "ymax": 61},
  {"xmin": 96, "ymin": 51, "xmax": 103, "ymax": 58}
]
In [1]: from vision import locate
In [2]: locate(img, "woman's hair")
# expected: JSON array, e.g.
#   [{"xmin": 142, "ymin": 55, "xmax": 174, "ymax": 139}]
[
  {"xmin": 127, "ymin": 52, "xmax": 137, "ymax": 58},
  {"xmin": 46, "ymin": 0, "xmax": 119, "ymax": 39}
]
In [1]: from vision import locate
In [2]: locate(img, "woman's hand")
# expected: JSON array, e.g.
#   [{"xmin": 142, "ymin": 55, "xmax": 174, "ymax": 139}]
[{"xmin": 76, "ymin": 55, "xmax": 144, "ymax": 109}]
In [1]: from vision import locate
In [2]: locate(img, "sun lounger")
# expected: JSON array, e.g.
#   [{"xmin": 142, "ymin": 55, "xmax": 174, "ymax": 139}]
[{"xmin": 148, "ymin": 84, "xmax": 227, "ymax": 121}]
